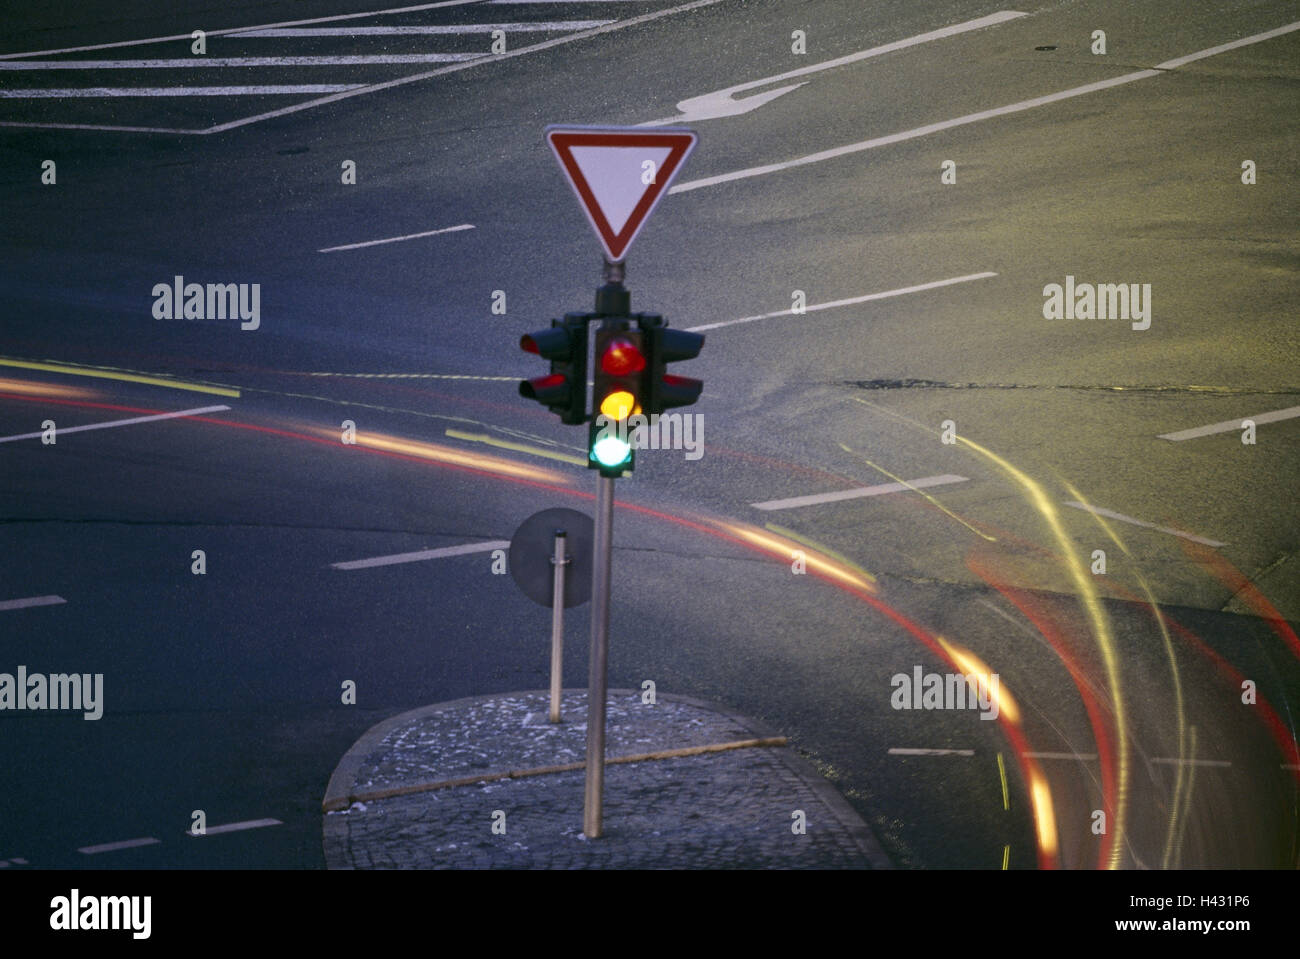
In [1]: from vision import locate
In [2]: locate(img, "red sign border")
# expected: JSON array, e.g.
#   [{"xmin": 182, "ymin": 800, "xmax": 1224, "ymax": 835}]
[{"xmin": 545, "ymin": 125, "xmax": 697, "ymax": 262}]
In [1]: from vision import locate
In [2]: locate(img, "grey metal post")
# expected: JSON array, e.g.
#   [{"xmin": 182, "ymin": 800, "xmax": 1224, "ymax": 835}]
[
  {"xmin": 583, "ymin": 473, "xmax": 615, "ymax": 837},
  {"xmin": 549, "ymin": 530, "xmax": 568, "ymax": 724}
]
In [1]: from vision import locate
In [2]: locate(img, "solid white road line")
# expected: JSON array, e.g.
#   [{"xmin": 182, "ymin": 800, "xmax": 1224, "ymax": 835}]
[
  {"xmin": 0, "ymin": 86, "xmax": 363, "ymax": 98},
  {"xmin": 0, "ymin": 0, "xmax": 487, "ymax": 59},
  {"xmin": 643, "ymin": 11, "xmax": 1027, "ymax": 125},
  {"xmin": 332, "ymin": 539, "xmax": 510, "ymax": 570},
  {"xmin": 1151, "ymin": 758, "xmax": 1232, "ymax": 768},
  {"xmin": 319, "ymin": 223, "xmax": 474, "ymax": 253},
  {"xmin": 1158, "ymin": 405, "xmax": 1300, "ymax": 442},
  {"xmin": 685, "ymin": 273, "xmax": 998, "ymax": 333},
  {"xmin": 889, "ymin": 748, "xmax": 976, "ymax": 757},
  {"xmin": 1063, "ymin": 502, "xmax": 1226, "ymax": 548},
  {"xmin": 238, "ymin": 22, "xmax": 612, "ymax": 36},
  {"xmin": 0, "ymin": 595, "xmax": 66, "ymax": 612},
  {"xmin": 1283, "ymin": 764, "xmax": 1300, "ymax": 771},
  {"xmin": 191, "ymin": 818, "xmax": 283, "ymax": 836},
  {"xmin": 752, "ymin": 475, "xmax": 968, "ymax": 511},
  {"xmin": 669, "ymin": 20, "xmax": 1300, "ymax": 194},
  {"xmin": 1024, "ymin": 751, "xmax": 1097, "ymax": 761},
  {"xmin": 0, "ymin": 405, "xmax": 229, "ymax": 443},
  {"xmin": 78, "ymin": 837, "xmax": 161, "ymax": 855},
  {"xmin": 0, "ymin": 55, "xmax": 483, "ymax": 68}
]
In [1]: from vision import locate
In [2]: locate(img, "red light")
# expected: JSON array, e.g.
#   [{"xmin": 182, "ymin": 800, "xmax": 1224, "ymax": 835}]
[
  {"xmin": 600, "ymin": 337, "xmax": 645, "ymax": 375},
  {"xmin": 521, "ymin": 335, "xmax": 541, "ymax": 354}
]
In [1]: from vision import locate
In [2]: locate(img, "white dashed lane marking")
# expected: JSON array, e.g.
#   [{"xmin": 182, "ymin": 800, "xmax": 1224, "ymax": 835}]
[
  {"xmin": 685, "ymin": 273, "xmax": 998, "ymax": 333},
  {"xmin": 752, "ymin": 475, "xmax": 968, "ymax": 511},
  {"xmin": 1, "ymin": 86, "xmax": 363, "ymax": 98},
  {"xmin": 0, "ymin": 56, "xmax": 483, "ymax": 69},
  {"xmin": 332, "ymin": 540, "xmax": 510, "ymax": 570},
  {"xmin": 0, "ymin": 595, "xmax": 66, "ymax": 612},
  {"xmin": 190, "ymin": 818, "xmax": 283, "ymax": 836},
  {"xmin": 888, "ymin": 748, "xmax": 976, "ymax": 757},
  {"xmin": 1063, "ymin": 502, "xmax": 1226, "ymax": 548},
  {"xmin": 318, "ymin": 223, "xmax": 475, "ymax": 253},
  {"xmin": 1024, "ymin": 752, "xmax": 1097, "ymax": 761},
  {"xmin": 78, "ymin": 837, "xmax": 161, "ymax": 855},
  {"xmin": 1158, "ymin": 405, "xmax": 1300, "ymax": 441},
  {"xmin": 0, "ymin": 405, "xmax": 229, "ymax": 443},
  {"xmin": 237, "ymin": 22, "xmax": 613, "ymax": 36}
]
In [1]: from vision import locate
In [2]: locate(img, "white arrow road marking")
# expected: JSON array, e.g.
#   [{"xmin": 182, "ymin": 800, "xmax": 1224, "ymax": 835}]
[
  {"xmin": 332, "ymin": 540, "xmax": 510, "ymax": 570},
  {"xmin": 79, "ymin": 837, "xmax": 161, "ymax": 855},
  {"xmin": 319, "ymin": 223, "xmax": 474, "ymax": 252},
  {"xmin": 752, "ymin": 475, "xmax": 968, "ymax": 511},
  {"xmin": 0, "ymin": 595, "xmax": 66, "ymax": 612},
  {"xmin": 685, "ymin": 273, "xmax": 997, "ymax": 332},
  {"xmin": 0, "ymin": 405, "xmax": 229, "ymax": 443},
  {"xmin": 670, "ymin": 19, "xmax": 1300, "ymax": 193},
  {"xmin": 190, "ymin": 818, "xmax": 283, "ymax": 836},
  {"xmin": 642, "ymin": 10, "xmax": 1027, "ymax": 126},
  {"xmin": 1158, "ymin": 405, "xmax": 1300, "ymax": 441},
  {"xmin": 1063, "ymin": 502, "xmax": 1226, "ymax": 548}
]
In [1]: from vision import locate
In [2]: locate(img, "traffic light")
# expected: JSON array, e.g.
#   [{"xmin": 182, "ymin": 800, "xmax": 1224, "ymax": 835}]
[
  {"xmin": 643, "ymin": 317, "xmax": 704, "ymax": 415},
  {"xmin": 519, "ymin": 314, "xmax": 587, "ymax": 425},
  {"xmin": 588, "ymin": 324, "xmax": 647, "ymax": 476}
]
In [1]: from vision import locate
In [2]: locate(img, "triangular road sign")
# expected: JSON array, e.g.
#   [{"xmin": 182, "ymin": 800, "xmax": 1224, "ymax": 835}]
[{"xmin": 546, "ymin": 125, "xmax": 697, "ymax": 263}]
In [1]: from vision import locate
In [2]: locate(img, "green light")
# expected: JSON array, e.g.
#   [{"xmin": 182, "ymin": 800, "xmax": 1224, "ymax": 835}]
[{"xmin": 592, "ymin": 434, "xmax": 632, "ymax": 468}]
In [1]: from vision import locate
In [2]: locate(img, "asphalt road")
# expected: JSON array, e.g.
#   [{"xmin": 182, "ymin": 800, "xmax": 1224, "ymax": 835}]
[{"xmin": 0, "ymin": 0, "xmax": 1297, "ymax": 871}]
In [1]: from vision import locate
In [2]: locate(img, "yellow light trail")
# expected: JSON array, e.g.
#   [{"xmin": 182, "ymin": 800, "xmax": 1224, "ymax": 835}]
[
  {"xmin": 444, "ymin": 429, "xmax": 586, "ymax": 467},
  {"xmin": 953, "ymin": 434, "xmax": 1128, "ymax": 869},
  {"xmin": 838, "ymin": 441, "xmax": 997, "ymax": 542},
  {"xmin": 1061, "ymin": 478, "xmax": 1188, "ymax": 871}
]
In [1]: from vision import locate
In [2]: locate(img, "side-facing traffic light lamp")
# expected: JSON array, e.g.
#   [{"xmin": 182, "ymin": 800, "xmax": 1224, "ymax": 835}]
[
  {"xmin": 637, "ymin": 314, "xmax": 704, "ymax": 416},
  {"xmin": 519, "ymin": 313, "xmax": 589, "ymax": 425}
]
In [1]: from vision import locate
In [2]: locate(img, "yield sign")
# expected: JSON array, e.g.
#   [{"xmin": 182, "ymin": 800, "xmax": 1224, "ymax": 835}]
[{"xmin": 545, "ymin": 124, "xmax": 697, "ymax": 263}]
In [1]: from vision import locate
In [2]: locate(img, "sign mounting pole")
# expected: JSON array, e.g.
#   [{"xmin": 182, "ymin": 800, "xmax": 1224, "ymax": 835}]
[{"xmin": 584, "ymin": 469, "xmax": 615, "ymax": 838}]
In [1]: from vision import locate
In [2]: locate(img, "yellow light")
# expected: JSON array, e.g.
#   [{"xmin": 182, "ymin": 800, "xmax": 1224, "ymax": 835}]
[{"xmin": 599, "ymin": 390, "xmax": 640, "ymax": 420}]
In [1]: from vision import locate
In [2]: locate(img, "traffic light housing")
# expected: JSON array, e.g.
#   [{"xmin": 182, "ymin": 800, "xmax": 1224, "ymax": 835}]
[
  {"xmin": 642, "ymin": 316, "xmax": 704, "ymax": 415},
  {"xmin": 519, "ymin": 314, "xmax": 587, "ymax": 425},
  {"xmin": 588, "ymin": 324, "xmax": 648, "ymax": 477}
]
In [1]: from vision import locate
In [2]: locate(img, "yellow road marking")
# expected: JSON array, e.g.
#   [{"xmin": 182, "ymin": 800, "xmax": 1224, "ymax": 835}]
[{"xmin": 0, "ymin": 357, "xmax": 240, "ymax": 398}]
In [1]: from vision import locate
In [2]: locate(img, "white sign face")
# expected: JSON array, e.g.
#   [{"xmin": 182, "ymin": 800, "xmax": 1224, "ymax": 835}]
[{"xmin": 545, "ymin": 125, "xmax": 697, "ymax": 262}]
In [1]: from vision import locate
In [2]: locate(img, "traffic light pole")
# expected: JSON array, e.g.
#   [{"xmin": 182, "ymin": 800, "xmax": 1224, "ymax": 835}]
[
  {"xmin": 583, "ymin": 256, "xmax": 627, "ymax": 839},
  {"xmin": 583, "ymin": 472, "xmax": 614, "ymax": 838}
]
